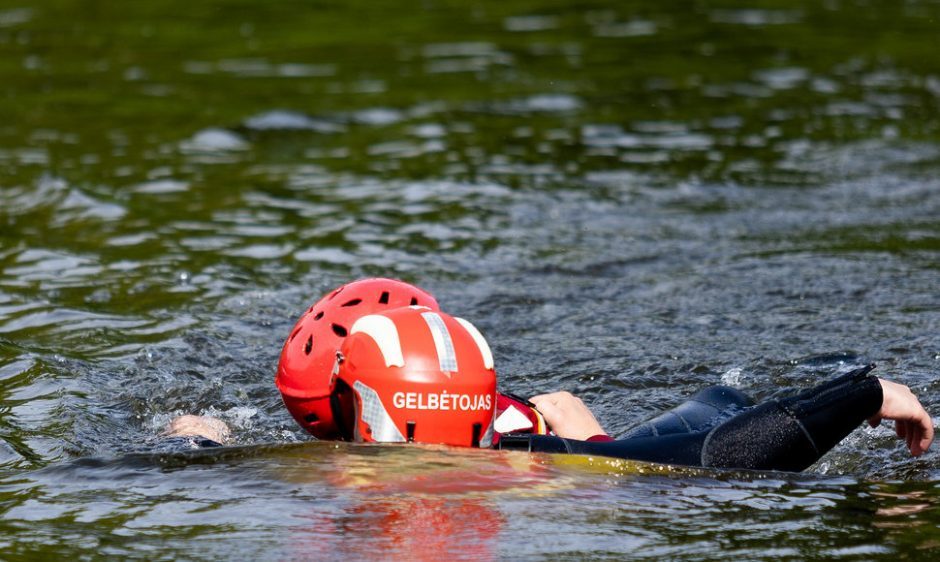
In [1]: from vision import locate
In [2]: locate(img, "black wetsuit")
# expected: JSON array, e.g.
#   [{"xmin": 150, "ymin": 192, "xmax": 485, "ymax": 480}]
[{"xmin": 498, "ymin": 365, "xmax": 884, "ymax": 472}]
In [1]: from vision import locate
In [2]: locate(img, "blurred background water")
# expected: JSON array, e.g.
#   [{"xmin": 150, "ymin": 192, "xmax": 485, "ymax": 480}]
[{"xmin": 1, "ymin": 0, "xmax": 939, "ymax": 558}]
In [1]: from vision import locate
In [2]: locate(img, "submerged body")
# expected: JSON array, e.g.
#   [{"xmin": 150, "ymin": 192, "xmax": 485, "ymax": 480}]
[{"xmin": 168, "ymin": 364, "xmax": 931, "ymax": 472}]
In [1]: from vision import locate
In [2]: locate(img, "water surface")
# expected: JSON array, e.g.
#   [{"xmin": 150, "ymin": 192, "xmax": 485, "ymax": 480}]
[{"xmin": 1, "ymin": 0, "xmax": 939, "ymax": 558}]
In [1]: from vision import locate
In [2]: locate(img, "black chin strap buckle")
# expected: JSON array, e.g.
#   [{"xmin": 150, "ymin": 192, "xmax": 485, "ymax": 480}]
[{"xmin": 496, "ymin": 434, "xmax": 534, "ymax": 451}]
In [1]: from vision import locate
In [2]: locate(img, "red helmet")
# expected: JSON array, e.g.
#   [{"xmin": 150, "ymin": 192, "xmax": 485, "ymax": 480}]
[
  {"xmin": 332, "ymin": 306, "xmax": 496, "ymax": 448},
  {"xmin": 276, "ymin": 278, "xmax": 439, "ymax": 438}
]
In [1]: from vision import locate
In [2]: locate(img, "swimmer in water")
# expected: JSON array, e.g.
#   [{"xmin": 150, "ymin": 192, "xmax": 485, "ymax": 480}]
[{"xmin": 165, "ymin": 278, "xmax": 933, "ymax": 470}]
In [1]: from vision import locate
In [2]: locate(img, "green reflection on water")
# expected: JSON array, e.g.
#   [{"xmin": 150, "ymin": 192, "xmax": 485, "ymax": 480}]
[{"xmin": 2, "ymin": 0, "xmax": 940, "ymax": 558}]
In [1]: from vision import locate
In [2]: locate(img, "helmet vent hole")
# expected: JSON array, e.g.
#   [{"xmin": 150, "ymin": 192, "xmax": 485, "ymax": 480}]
[
  {"xmin": 331, "ymin": 324, "xmax": 348, "ymax": 337},
  {"xmin": 379, "ymin": 291, "xmax": 390, "ymax": 304},
  {"xmin": 304, "ymin": 335, "xmax": 313, "ymax": 355},
  {"xmin": 406, "ymin": 421, "xmax": 416, "ymax": 442},
  {"xmin": 471, "ymin": 423, "xmax": 483, "ymax": 448},
  {"xmin": 313, "ymin": 311, "xmax": 324, "ymax": 321},
  {"xmin": 410, "ymin": 297, "xmax": 418, "ymax": 305},
  {"xmin": 341, "ymin": 298, "xmax": 362, "ymax": 307},
  {"xmin": 289, "ymin": 327, "xmax": 301, "ymax": 342}
]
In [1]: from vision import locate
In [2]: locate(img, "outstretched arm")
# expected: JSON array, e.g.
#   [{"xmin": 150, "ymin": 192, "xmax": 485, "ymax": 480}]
[
  {"xmin": 527, "ymin": 372, "xmax": 934, "ymax": 465},
  {"xmin": 870, "ymin": 378, "xmax": 934, "ymax": 456}
]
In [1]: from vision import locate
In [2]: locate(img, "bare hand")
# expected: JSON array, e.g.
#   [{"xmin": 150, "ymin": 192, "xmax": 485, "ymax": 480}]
[
  {"xmin": 163, "ymin": 415, "xmax": 231, "ymax": 444},
  {"xmin": 869, "ymin": 379, "xmax": 934, "ymax": 457},
  {"xmin": 529, "ymin": 391, "xmax": 607, "ymax": 441}
]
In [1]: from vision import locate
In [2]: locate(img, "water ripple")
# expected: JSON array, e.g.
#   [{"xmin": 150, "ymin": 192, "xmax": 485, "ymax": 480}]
[{"xmin": 2, "ymin": 1, "xmax": 940, "ymax": 556}]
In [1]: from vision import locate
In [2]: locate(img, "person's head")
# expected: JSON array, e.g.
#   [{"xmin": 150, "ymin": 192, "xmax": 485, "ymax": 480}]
[
  {"xmin": 331, "ymin": 306, "xmax": 497, "ymax": 448},
  {"xmin": 276, "ymin": 278, "xmax": 439, "ymax": 438}
]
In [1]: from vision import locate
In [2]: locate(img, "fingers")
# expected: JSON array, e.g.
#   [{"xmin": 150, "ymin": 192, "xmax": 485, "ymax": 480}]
[
  {"xmin": 527, "ymin": 393, "xmax": 568, "ymax": 434},
  {"xmin": 916, "ymin": 436, "xmax": 932, "ymax": 456},
  {"xmin": 529, "ymin": 392, "xmax": 580, "ymax": 423},
  {"xmin": 529, "ymin": 395, "xmax": 562, "ymax": 421},
  {"xmin": 528, "ymin": 391, "xmax": 606, "ymax": 441},
  {"xmin": 909, "ymin": 412, "xmax": 934, "ymax": 456},
  {"xmin": 920, "ymin": 417, "xmax": 935, "ymax": 454},
  {"xmin": 877, "ymin": 378, "xmax": 935, "ymax": 458},
  {"xmin": 881, "ymin": 417, "xmax": 933, "ymax": 457},
  {"xmin": 528, "ymin": 393, "xmax": 552, "ymax": 407},
  {"xmin": 529, "ymin": 391, "xmax": 575, "ymax": 407},
  {"xmin": 901, "ymin": 397, "xmax": 933, "ymax": 457}
]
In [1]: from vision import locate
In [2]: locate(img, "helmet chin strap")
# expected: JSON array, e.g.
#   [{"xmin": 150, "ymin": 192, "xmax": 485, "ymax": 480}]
[{"xmin": 329, "ymin": 379, "xmax": 355, "ymax": 441}]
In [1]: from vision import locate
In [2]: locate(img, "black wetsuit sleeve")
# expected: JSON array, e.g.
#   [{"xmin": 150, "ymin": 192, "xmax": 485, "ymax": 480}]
[
  {"xmin": 498, "ymin": 365, "xmax": 884, "ymax": 472},
  {"xmin": 619, "ymin": 386, "xmax": 754, "ymax": 439},
  {"xmin": 700, "ymin": 365, "xmax": 882, "ymax": 471}
]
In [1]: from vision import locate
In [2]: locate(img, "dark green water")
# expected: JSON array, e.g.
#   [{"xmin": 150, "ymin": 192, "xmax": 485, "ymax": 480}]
[{"xmin": 1, "ymin": 0, "xmax": 939, "ymax": 558}]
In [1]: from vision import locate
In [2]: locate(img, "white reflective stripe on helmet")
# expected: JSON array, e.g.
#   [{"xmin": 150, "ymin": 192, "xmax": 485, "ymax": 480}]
[
  {"xmin": 353, "ymin": 380, "xmax": 405, "ymax": 443},
  {"xmin": 421, "ymin": 311, "xmax": 457, "ymax": 373},
  {"xmin": 454, "ymin": 317, "xmax": 494, "ymax": 370},
  {"xmin": 350, "ymin": 314, "xmax": 404, "ymax": 368}
]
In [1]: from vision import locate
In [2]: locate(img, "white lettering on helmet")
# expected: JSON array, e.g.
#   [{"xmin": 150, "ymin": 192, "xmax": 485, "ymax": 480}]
[{"xmin": 389, "ymin": 392, "xmax": 493, "ymax": 411}]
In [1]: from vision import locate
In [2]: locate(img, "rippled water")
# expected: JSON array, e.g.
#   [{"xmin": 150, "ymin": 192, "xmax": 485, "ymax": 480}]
[{"xmin": 2, "ymin": 0, "xmax": 939, "ymax": 558}]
